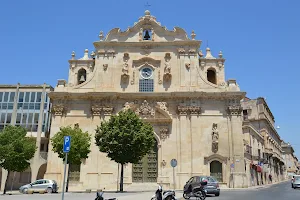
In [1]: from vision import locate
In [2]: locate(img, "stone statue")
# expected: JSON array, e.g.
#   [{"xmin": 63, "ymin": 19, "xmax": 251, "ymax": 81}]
[
  {"xmin": 122, "ymin": 62, "xmax": 129, "ymax": 75},
  {"xmin": 212, "ymin": 123, "xmax": 219, "ymax": 153},
  {"xmin": 164, "ymin": 59, "xmax": 171, "ymax": 74}
]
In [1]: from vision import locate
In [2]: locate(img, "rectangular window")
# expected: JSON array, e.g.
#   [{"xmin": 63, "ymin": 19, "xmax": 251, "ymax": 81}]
[
  {"xmin": 36, "ymin": 92, "xmax": 42, "ymax": 102},
  {"xmin": 28, "ymin": 113, "xmax": 33, "ymax": 125},
  {"xmin": 35, "ymin": 103, "xmax": 40, "ymax": 110},
  {"xmin": 6, "ymin": 113, "xmax": 12, "ymax": 123},
  {"xmin": 18, "ymin": 92, "xmax": 24, "ymax": 102},
  {"xmin": 16, "ymin": 113, "xmax": 21, "ymax": 124},
  {"xmin": 43, "ymin": 113, "xmax": 47, "ymax": 124},
  {"xmin": 0, "ymin": 113, "xmax": 6, "ymax": 123},
  {"xmin": 23, "ymin": 103, "xmax": 29, "ymax": 109},
  {"xmin": 24, "ymin": 92, "xmax": 30, "ymax": 102},
  {"xmin": 22, "ymin": 113, "xmax": 27, "ymax": 124},
  {"xmin": 29, "ymin": 103, "xmax": 34, "ymax": 109},
  {"xmin": 0, "ymin": 92, "xmax": 3, "ymax": 102},
  {"xmin": 34, "ymin": 113, "xmax": 39, "ymax": 123},
  {"xmin": 139, "ymin": 79, "xmax": 154, "ymax": 92},
  {"xmin": 44, "ymin": 103, "xmax": 48, "ymax": 109},
  {"xmin": 32, "ymin": 124, "xmax": 38, "ymax": 132},
  {"xmin": 30, "ymin": 92, "xmax": 36, "ymax": 102},
  {"xmin": 3, "ymin": 92, "xmax": 9, "ymax": 102},
  {"xmin": 7, "ymin": 103, "xmax": 13, "ymax": 109},
  {"xmin": 45, "ymin": 93, "xmax": 48, "ymax": 102},
  {"xmin": 17, "ymin": 103, "xmax": 23, "ymax": 109},
  {"xmin": 2, "ymin": 103, "xmax": 7, "ymax": 109},
  {"xmin": 9, "ymin": 92, "xmax": 15, "ymax": 102}
]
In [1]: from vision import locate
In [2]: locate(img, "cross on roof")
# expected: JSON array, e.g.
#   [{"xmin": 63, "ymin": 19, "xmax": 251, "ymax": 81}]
[{"xmin": 145, "ymin": 2, "xmax": 151, "ymax": 9}]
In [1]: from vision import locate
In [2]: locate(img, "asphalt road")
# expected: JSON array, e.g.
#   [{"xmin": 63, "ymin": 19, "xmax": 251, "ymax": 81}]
[{"xmin": 0, "ymin": 181, "xmax": 299, "ymax": 200}]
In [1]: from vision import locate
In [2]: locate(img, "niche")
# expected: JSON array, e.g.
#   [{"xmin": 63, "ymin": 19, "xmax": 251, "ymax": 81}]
[
  {"xmin": 77, "ymin": 68, "xmax": 87, "ymax": 85},
  {"xmin": 207, "ymin": 69, "xmax": 217, "ymax": 84}
]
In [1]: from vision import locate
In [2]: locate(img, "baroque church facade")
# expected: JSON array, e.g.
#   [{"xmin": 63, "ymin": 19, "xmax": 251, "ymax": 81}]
[{"xmin": 45, "ymin": 10, "xmax": 247, "ymax": 190}]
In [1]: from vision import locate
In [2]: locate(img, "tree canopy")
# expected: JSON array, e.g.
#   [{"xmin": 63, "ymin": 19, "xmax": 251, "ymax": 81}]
[
  {"xmin": 95, "ymin": 109, "xmax": 156, "ymax": 165},
  {"xmin": 0, "ymin": 125, "xmax": 36, "ymax": 172},
  {"xmin": 51, "ymin": 125, "xmax": 91, "ymax": 165}
]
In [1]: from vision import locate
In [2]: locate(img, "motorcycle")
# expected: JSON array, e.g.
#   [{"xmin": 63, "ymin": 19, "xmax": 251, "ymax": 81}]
[
  {"xmin": 183, "ymin": 180, "xmax": 208, "ymax": 200},
  {"xmin": 151, "ymin": 185, "xmax": 177, "ymax": 200},
  {"xmin": 95, "ymin": 189, "xmax": 117, "ymax": 200}
]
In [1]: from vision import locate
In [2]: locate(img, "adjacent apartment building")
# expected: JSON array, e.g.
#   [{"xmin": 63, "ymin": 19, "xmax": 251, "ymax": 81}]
[
  {"xmin": 0, "ymin": 83, "xmax": 53, "ymax": 191},
  {"xmin": 282, "ymin": 142, "xmax": 299, "ymax": 178},
  {"xmin": 241, "ymin": 97, "xmax": 286, "ymax": 187}
]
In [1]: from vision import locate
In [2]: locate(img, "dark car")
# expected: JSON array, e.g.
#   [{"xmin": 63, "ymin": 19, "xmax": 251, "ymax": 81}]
[{"xmin": 183, "ymin": 176, "xmax": 220, "ymax": 197}]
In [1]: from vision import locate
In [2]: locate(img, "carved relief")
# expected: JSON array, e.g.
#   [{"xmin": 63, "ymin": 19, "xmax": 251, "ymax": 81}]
[
  {"xmin": 103, "ymin": 64, "xmax": 108, "ymax": 71},
  {"xmin": 52, "ymin": 104, "xmax": 66, "ymax": 116},
  {"xmin": 123, "ymin": 102, "xmax": 135, "ymax": 111},
  {"xmin": 156, "ymin": 102, "xmax": 168, "ymax": 113},
  {"xmin": 177, "ymin": 105, "xmax": 189, "ymax": 115},
  {"xmin": 130, "ymin": 70, "xmax": 135, "ymax": 85},
  {"xmin": 121, "ymin": 53, "xmax": 130, "ymax": 82},
  {"xmin": 227, "ymin": 99, "xmax": 242, "ymax": 116},
  {"xmin": 158, "ymin": 70, "xmax": 162, "ymax": 84},
  {"xmin": 135, "ymin": 100, "xmax": 155, "ymax": 117},
  {"xmin": 163, "ymin": 53, "xmax": 172, "ymax": 81},
  {"xmin": 160, "ymin": 127, "xmax": 169, "ymax": 141},
  {"xmin": 189, "ymin": 106, "xmax": 201, "ymax": 115},
  {"xmin": 212, "ymin": 123, "xmax": 219, "ymax": 153},
  {"xmin": 103, "ymin": 106, "xmax": 114, "ymax": 116},
  {"xmin": 185, "ymin": 63, "xmax": 191, "ymax": 70},
  {"xmin": 91, "ymin": 104, "xmax": 102, "ymax": 116}
]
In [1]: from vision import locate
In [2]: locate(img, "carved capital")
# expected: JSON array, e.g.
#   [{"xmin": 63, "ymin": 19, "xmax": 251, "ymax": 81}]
[
  {"xmin": 227, "ymin": 105, "xmax": 242, "ymax": 116},
  {"xmin": 177, "ymin": 105, "xmax": 189, "ymax": 115},
  {"xmin": 189, "ymin": 106, "xmax": 201, "ymax": 115},
  {"xmin": 103, "ymin": 106, "xmax": 114, "ymax": 116},
  {"xmin": 91, "ymin": 104, "xmax": 102, "ymax": 116},
  {"xmin": 52, "ymin": 104, "xmax": 66, "ymax": 116},
  {"xmin": 160, "ymin": 127, "xmax": 169, "ymax": 141}
]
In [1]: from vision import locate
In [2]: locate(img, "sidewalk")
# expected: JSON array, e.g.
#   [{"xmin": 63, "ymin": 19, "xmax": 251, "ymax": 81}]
[{"xmin": 221, "ymin": 180, "xmax": 289, "ymax": 191}]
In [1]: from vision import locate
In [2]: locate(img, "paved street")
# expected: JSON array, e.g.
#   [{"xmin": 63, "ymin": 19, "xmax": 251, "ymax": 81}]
[{"xmin": 0, "ymin": 181, "xmax": 299, "ymax": 200}]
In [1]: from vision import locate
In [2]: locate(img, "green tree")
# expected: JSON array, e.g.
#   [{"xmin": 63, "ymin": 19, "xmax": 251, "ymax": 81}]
[
  {"xmin": 95, "ymin": 109, "xmax": 155, "ymax": 192},
  {"xmin": 0, "ymin": 125, "xmax": 36, "ymax": 194},
  {"xmin": 51, "ymin": 124, "xmax": 91, "ymax": 192}
]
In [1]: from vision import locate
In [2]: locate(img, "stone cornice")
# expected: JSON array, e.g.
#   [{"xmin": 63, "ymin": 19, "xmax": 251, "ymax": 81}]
[
  {"xmin": 93, "ymin": 40, "xmax": 201, "ymax": 49},
  {"xmin": 48, "ymin": 91, "xmax": 246, "ymax": 101}
]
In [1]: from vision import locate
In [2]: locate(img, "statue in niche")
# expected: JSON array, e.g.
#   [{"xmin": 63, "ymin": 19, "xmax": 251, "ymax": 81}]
[
  {"xmin": 212, "ymin": 123, "xmax": 219, "ymax": 153},
  {"xmin": 164, "ymin": 59, "xmax": 171, "ymax": 74},
  {"xmin": 122, "ymin": 62, "xmax": 129, "ymax": 75}
]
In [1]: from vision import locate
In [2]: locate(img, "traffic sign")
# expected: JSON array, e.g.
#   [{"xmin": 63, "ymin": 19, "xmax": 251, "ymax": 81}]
[
  {"xmin": 63, "ymin": 136, "xmax": 71, "ymax": 153},
  {"xmin": 171, "ymin": 159, "xmax": 177, "ymax": 168}
]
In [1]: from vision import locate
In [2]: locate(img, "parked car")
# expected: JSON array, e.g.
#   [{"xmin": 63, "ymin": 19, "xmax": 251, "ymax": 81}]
[
  {"xmin": 183, "ymin": 176, "xmax": 220, "ymax": 197},
  {"xmin": 292, "ymin": 175, "xmax": 300, "ymax": 189},
  {"xmin": 19, "ymin": 179, "xmax": 58, "ymax": 194}
]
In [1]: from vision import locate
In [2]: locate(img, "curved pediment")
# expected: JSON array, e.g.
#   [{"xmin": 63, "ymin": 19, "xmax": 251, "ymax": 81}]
[{"xmin": 103, "ymin": 10, "xmax": 190, "ymax": 42}]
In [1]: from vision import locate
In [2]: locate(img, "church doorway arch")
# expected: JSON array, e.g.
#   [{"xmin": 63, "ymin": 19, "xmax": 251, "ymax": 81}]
[
  {"xmin": 210, "ymin": 160, "xmax": 223, "ymax": 182},
  {"xmin": 132, "ymin": 139, "xmax": 158, "ymax": 183}
]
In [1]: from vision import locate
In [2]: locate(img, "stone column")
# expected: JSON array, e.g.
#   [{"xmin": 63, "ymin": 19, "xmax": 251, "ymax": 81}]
[
  {"xmin": 177, "ymin": 105, "xmax": 190, "ymax": 188},
  {"xmin": 189, "ymin": 106, "xmax": 201, "ymax": 176},
  {"xmin": 227, "ymin": 101, "xmax": 247, "ymax": 188}
]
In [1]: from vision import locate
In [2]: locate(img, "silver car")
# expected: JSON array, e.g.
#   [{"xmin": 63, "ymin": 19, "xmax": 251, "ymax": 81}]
[
  {"xmin": 292, "ymin": 175, "xmax": 300, "ymax": 189},
  {"xmin": 19, "ymin": 179, "xmax": 58, "ymax": 194}
]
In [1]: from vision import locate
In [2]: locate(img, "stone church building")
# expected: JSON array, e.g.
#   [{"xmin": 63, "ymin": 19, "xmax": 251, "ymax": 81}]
[{"xmin": 45, "ymin": 10, "xmax": 247, "ymax": 191}]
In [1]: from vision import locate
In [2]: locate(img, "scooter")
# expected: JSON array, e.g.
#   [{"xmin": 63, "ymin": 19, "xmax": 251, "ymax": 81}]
[
  {"xmin": 95, "ymin": 189, "xmax": 117, "ymax": 200},
  {"xmin": 151, "ymin": 185, "xmax": 177, "ymax": 200},
  {"xmin": 183, "ymin": 180, "xmax": 207, "ymax": 200}
]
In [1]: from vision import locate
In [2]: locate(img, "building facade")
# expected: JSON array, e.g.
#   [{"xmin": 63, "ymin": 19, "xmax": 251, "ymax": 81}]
[
  {"xmin": 282, "ymin": 142, "xmax": 299, "ymax": 178},
  {"xmin": 44, "ymin": 10, "xmax": 248, "ymax": 191},
  {"xmin": 241, "ymin": 97, "xmax": 286, "ymax": 186},
  {"xmin": 0, "ymin": 84, "xmax": 53, "ymax": 192}
]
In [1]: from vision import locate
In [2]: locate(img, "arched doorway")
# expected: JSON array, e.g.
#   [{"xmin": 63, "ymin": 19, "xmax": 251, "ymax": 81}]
[
  {"xmin": 37, "ymin": 164, "xmax": 47, "ymax": 180},
  {"xmin": 210, "ymin": 160, "xmax": 223, "ymax": 182},
  {"xmin": 132, "ymin": 140, "xmax": 158, "ymax": 183}
]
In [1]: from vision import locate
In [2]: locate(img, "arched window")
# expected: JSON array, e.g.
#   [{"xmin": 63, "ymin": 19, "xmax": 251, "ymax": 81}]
[
  {"xmin": 207, "ymin": 69, "xmax": 217, "ymax": 84},
  {"xmin": 139, "ymin": 66, "xmax": 154, "ymax": 92},
  {"xmin": 77, "ymin": 68, "xmax": 87, "ymax": 85},
  {"xmin": 143, "ymin": 29, "xmax": 152, "ymax": 40}
]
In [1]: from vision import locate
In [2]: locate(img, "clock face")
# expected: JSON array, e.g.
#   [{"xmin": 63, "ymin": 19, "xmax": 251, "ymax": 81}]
[{"xmin": 141, "ymin": 67, "xmax": 153, "ymax": 79}]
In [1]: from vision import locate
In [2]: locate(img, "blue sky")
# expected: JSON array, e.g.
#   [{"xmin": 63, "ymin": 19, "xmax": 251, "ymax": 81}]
[{"xmin": 0, "ymin": 0, "xmax": 299, "ymax": 158}]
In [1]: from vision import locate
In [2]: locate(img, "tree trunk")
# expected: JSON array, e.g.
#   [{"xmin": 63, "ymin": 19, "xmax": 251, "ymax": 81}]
[
  {"xmin": 3, "ymin": 171, "xmax": 10, "ymax": 195},
  {"xmin": 120, "ymin": 164, "xmax": 124, "ymax": 192},
  {"xmin": 66, "ymin": 164, "xmax": 70, "ymax": 192}
]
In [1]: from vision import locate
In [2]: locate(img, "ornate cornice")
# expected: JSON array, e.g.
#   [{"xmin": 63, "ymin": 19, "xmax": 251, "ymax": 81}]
[
  {"xmin": 52, "ymin": 104, "xmax": 67, "ymax": 116},
  {"xmin": 177, "ymin": 105, "xmax": 189, "ymax": 115},
  {"xmin": 189, "ymin": 106, "xmax": 201, "ymax": 115}
]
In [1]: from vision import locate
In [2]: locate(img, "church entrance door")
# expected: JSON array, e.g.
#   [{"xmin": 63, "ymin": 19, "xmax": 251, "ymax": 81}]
[
  {"xmin": 132, "ymin": 140, "xmax": 158, "ymax": 183},
  {"xmin": 210, "ymin": 160, "xmax": 223, "ymax": 182}
]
